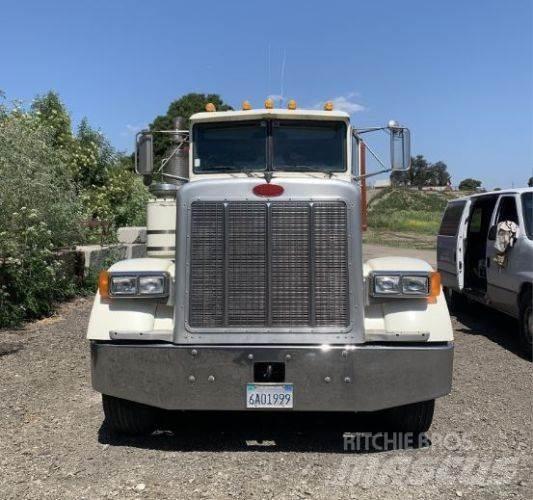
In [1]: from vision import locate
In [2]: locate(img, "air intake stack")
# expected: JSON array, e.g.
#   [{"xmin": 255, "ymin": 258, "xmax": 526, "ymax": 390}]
[{"xmin": 146, "ymin": 117, "xmax": 188, "ymax": 259}]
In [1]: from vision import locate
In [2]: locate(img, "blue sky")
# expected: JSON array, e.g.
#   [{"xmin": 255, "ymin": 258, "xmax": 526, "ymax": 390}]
[{"xmin": 1, "ymin": 0, "xmax": 531, "ymax": 188}]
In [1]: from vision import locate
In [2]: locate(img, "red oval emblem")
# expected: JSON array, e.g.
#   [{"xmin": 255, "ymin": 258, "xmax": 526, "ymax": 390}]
[{"xmin": 253, "ymin": 184, "xmax": 284, "ymax": 197}]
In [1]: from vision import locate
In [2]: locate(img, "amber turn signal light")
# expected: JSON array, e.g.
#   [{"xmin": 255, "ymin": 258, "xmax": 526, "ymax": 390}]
[
  {"xmin": 98, "ymin": 270, "xmax": 110, "ymax": 299},
  {"xmin": 427, "ymin": 272, "xmax": 441, "ymax": 304}
]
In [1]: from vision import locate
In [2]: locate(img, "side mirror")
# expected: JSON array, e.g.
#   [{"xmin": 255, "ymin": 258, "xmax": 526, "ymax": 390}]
[
  {"xmin": 488, "ymin": 224, "xmax": 497, "ymax": 241},
  {"xmin": 389, "ymin": 124, "xmax": 411, "ymax": 171},
  {"xmin": 135, "ymin": 132, "xmax": 154, "ymax": 176}
]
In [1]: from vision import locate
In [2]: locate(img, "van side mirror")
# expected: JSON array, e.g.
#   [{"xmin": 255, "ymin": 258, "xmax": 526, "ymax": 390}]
[
  {"xmin": 488, "ymin": 225, "xmax": 497, "ymax": 241},
  {"xmin": 389, "ymin": 125, "xmax": 411, "ymax": 171},
  {"xmin": 135, "ymin": 132, "xmax": 154, "ymax": 176}
]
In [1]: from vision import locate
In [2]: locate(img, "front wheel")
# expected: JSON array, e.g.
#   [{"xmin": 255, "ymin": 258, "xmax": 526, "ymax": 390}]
[
  {"xmin": 519, "ymin": 290, "xmax": 532, "ymax": 360},
  {"xmin": 102, "ymin": 395, "xmax": 157, "ymax": 435},
  {"xmin": 382, "ymin": 399, "xmax": 435, "ymax": 434}
]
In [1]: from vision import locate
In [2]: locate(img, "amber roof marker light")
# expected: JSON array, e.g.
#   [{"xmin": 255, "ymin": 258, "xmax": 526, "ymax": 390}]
[
  {"xmin": 287, "ymin": 99, "xmax": 297, "ymax": 110},
  {"xmin": 242, "ymin": 100, "xmax": 252, "ymax": 110},
  {"xmin": 324, "ymin": 101, "xmax": 334, "ymax": 111},
  {"xmin": 205, "ymin": 102, "xmax": 217, "ymax": 112},
  {"xmin": 264, "ymin": 98, "xmax": 274, "ymax": 109}
]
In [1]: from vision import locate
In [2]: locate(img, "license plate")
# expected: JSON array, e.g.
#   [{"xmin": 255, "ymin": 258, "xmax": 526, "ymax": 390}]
[{"xmin": 246, "ymin": 383, "xmax": 294, "ymax": 409}]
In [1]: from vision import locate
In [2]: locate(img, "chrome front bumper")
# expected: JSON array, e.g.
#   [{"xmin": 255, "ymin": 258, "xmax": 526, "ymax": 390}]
[{"xmin": 91, "ymin": 342, "xmax": 453, "ymax": 412}]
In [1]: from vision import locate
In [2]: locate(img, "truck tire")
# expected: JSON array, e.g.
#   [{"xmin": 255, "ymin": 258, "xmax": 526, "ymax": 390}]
[
  {"xmin": 383, "ymin": 399, "xmax": 435, "ymax": 434},
  {"xmin": 102, "ymin": 395, "xmax": 157, "ymax": 435},
  {"xmin": 519, "ymin": 290, "xmax": 532, "ymax": 360}
]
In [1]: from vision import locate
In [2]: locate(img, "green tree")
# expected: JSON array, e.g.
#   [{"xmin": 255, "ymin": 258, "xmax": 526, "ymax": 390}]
[
  {"xmin": 458, "ymin": 178, "xmax": 482, "ymax": 191},
  {"xmin": 528, "ymin": 176, "xmax": 533, "ymax": 187},
  {"xmin": 31, "ymin": 91, "xmax": 73, "ymax": 150},
  {"xmin": 409, "ymin": 155, "xmax": 430, "ymax": 189},
  {"xmin": 72, "ymin": 118, "xmax": 117, "ymax": 189},
  {"xmin": 150, "ymin": 93, "xmax": 232, "ymax": 165}
]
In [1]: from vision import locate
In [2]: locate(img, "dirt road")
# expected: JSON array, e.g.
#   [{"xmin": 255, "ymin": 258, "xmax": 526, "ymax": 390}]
[{"xmin": 0, "ymin": 247, "xmax": 531, "ymax": 499}]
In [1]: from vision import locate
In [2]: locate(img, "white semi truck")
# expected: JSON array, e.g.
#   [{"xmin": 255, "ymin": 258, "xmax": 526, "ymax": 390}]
[{"xmin": 87, "ymin": 99, "xmax": 454, "ymax": 435}]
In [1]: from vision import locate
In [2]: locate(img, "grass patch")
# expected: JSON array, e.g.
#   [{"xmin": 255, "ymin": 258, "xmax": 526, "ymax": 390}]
[{"xmin": 365, "ymin": 188, "xmax": 459, "ymax": 244}]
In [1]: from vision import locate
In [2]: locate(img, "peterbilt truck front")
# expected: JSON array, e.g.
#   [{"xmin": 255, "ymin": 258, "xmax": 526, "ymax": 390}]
[{"xmin": 87, "ymin": 99, "xmax": 453, "ymax": 435}]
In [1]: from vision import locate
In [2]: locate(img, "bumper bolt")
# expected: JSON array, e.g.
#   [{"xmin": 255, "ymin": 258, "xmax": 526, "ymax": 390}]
[
  {"xmin": 248, "ymin": 354, "xmax": 254, "ymax": 360},
  {"xmin": 191, "ymin": 349, "xmax": 198, "ymax": 357},
  {"xmin": 285, "ymin": 354, "xmax": 292, "ymax": 361},
  {"xmin": 344, "ymin": 377, "xmax": 352, "ymax": 384},
  {"xmin": 324, "ymin": 376, "xmax": 331, "ymax": 383},
  {"xmin": 208, "ymin": 375, "xmax": 215, "ymax": 383},
  {"xmin": 188, "ymin": 375, "xmax": 196, "ymax": 383}
]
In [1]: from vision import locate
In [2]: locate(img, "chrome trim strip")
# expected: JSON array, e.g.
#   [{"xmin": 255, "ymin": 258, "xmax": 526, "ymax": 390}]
[{"xmin": 147, "ymin": 229, "xmax": 176, "ymax": 235}]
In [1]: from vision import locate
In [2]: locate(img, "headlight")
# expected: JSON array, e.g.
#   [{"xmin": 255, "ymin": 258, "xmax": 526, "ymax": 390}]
[
  {"xmin": 139, "ymin": 275, "xmax": 166, "ymax": 295},
  {"xmin": 110, "ymin": 276, "xmax": 137, "ymax": 296},
  {"xmin": 100, "ymin": 272, "xmax": 169, "ymax": 299},
  {"xmin": 401, "ymin": 275, "xmax": 429, "ymax": 295},
  {"xmin": 371, "ymin": 272, "xmax": 433, "ymax": 298},
  {"xmin": 374, "ymin": 275, "xmax": 401, "ymax": 295}
]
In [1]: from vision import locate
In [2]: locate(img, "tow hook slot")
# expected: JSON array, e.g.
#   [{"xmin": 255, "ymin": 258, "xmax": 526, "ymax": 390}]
[{"xmin": 254, "ymin": 362, "xmax": 285, "ymax": 382}]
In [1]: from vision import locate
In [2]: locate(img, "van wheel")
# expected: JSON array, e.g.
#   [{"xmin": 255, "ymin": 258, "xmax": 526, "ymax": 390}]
[
  {"xmin": 382, "ymin": 400, "xmax": 435, "ymax": 434},
  {"xmin": 102, "ymin": 395, "xmax": 157, "ymax": 435},
  {"xmin": 519, "ymin": 290, "xmax": 532, "ymax": 359},
  {"xmin": 443, "ymin": 287, "xmax": 466, "ymax": 313}
]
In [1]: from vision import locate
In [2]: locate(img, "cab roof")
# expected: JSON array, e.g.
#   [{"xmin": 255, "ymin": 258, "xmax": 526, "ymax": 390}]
[{"xmin": 190, "ymin": 108, "xmax": 350, "ymax": 124}]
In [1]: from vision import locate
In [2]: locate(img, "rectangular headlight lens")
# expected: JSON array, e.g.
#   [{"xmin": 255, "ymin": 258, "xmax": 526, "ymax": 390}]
[
  {"xmin": 374, "ymin": 275, "xmax": 401, "ymax": 295},
  {"xmin": 138, "ymin": 275, "xmax": 166, "ymax": 295},
  {"xmin": 402, "ymin": 275, "xmax": 429, "ymax": 295},
  {"xmin": 110, "ymin": 276, "xmax": 137, "ymax": 296}
]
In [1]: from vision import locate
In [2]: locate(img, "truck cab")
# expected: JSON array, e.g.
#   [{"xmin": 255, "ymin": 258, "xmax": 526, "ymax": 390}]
[
  {"xmin": 88, "ymin": 101, "xmax": 454, "ymax": 435},
  {"xmin": 437, "ymin": 188, "xmax": 532, "ymax": 355}
]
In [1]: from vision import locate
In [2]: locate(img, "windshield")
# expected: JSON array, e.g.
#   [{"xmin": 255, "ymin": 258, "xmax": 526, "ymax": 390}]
[
  {"xmin": 193, "ymin": 119, "xmax": 346, "ymax": 174},
  {"xmin": 193, "ymin": 121, "xmax": 267, "ymax": 173},
  {"xmin": 272, "ymin": 120, "xmax": 346, "ymax": 172},
  {"xmin": 522, "ymin": 192, "xmax": 533, "ymax": 239}
]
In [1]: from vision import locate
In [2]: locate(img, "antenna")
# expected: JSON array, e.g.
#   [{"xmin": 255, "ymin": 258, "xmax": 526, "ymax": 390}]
[
  {"xmin": 267, "ymin": 43, "xmax": 271, "ymax": 98},
  {"xmin": 280, "ymin": 49, "xmax": 286, "ymax": 107}
]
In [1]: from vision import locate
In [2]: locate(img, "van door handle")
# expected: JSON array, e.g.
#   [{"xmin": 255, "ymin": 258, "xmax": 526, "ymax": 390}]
[
  {"xmin": 453, "ymin": 251, "xmax": 456, "ymax": 263},
  {"xmin": 486, "ymin": 257, "xmax": 490, "ymax": 269}
]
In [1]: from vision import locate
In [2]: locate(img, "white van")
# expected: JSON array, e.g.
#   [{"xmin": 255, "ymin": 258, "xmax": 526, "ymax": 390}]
[{"xmin": 437, "ymin": 188, "xmax": 532, "ymax": 356}]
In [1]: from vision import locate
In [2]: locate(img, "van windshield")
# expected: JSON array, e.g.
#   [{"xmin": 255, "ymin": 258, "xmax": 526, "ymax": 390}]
[{"xmin": 522, "ymin": 192, "xmax": 533, "ymax": 239}]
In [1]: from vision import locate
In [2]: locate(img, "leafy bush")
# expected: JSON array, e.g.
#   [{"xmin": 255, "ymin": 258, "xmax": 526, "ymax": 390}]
[
  {"xmin": 0, "ymin": 209, "xmax": 77, "ymax": 325},
  {"xmin": 0, "ymin": 107, "xmax": 82, "ymax": 327},
  {"xmin": 0, "ymin": 91, "xmax": 152, "ymax": 327}
]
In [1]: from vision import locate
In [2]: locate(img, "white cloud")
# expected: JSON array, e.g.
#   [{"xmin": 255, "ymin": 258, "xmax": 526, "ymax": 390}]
[{"xmin": 315, "ymin": 93, "xmax": 365, "ymax": 114}]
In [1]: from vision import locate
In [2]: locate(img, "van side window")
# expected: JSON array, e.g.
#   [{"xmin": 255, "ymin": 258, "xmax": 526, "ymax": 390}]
[
  {"xmin": 439, "ymin": 202, "xmax": 466, "ymax": 236},
  {"xmin": 496, "ymin": 197, "xmax": 519, "ymax": 224}
]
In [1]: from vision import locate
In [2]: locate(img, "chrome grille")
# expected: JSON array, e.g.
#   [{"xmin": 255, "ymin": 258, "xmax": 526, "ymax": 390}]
[{"xmin": 189, "ymin": 201, "xmax": 349, "ymax": 329}]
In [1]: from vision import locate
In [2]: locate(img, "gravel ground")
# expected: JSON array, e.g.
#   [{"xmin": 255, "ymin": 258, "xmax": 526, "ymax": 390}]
[{"xmin": 0, "ymin": 248, "xmax": 531, "ymax": 499}]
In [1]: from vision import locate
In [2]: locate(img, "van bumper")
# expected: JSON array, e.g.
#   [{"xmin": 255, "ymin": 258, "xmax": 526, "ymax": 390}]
[{"xmin": 90, "ymin": 342, "xmax": 453, "ymax": 412}]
